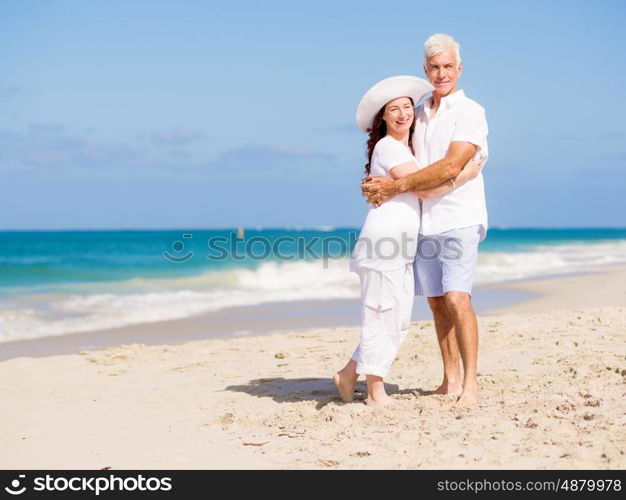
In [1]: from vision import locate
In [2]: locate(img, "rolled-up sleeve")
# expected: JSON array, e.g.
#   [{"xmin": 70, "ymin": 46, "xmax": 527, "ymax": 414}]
[{"xmin": 451, "ymin": 101, "xmax": 488, "ymax": 152}]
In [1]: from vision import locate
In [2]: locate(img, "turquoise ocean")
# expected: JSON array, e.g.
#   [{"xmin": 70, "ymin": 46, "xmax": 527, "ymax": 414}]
[{"xmin": 1, "ymin": 228, "xmax": 625, "ymax": 343}]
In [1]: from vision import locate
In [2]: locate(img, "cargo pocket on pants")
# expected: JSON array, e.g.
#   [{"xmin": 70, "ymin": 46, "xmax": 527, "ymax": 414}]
[
  {"xmin": 364, "ymin": 297, "xmax": 394, "ymax": 313},
  {"xmin": 361, "ymin": 297, "xmax": 394, "ymax": 357}
]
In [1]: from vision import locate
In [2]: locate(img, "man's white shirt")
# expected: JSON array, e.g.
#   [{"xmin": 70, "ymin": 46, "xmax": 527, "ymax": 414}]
[{"xmin": 412, "ymin": 89, "xmax": 489, "ymax": 240}]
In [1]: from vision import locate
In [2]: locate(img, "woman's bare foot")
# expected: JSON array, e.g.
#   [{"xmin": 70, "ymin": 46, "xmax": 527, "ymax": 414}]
[
  {"xmin": 333, "ymin": 372, "xmax": 356, "ymax": 402},
  {"xmin": 364, "ymin": 374, "xmax": 397, "ymax": 407},
  {"xmin": 365, "ymin": 394, "xmax": 397, "ymax": 407},
  {"xmin": 333, "ymin": 360, "xmax": 358, "ymax": 402}
]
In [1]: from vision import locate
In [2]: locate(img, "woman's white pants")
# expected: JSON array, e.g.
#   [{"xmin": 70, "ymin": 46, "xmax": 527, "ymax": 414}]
[{"xmin": 351, "ymin": 263, "xmax": 414, "ymax": 378}]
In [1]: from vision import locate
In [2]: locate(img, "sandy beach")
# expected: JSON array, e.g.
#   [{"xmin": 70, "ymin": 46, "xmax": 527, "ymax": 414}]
[{"xmin": 1, "ymin": 266, "xmax": 625, "ymax": 469}]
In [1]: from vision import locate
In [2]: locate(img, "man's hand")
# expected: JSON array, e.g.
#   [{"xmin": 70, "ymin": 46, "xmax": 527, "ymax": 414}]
[{"xmin": 361, "ymin": 176, "xmax": 400, "ymax": 206}]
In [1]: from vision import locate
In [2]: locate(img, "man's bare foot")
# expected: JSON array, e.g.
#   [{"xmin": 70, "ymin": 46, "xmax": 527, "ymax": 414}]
[
  {"xmin": 433, "ymin": 381, "xmax": 462, "ymax": 395},
  {"xmin": 455, "ymin": 381, "xmax": 478, "ymax": 406},
  {"xmin": 333, "ymin": 372, "xmax": 356, "ymax": 402},
  {"xmin": 365, "ymin": 395, "xmax": 397, "ymax": 407}
]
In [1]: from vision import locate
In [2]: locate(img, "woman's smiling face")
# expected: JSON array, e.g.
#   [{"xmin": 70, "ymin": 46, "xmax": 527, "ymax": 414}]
[{"xmin": 382, "ymin": 97, "xmax": 414, "ymax": 136}]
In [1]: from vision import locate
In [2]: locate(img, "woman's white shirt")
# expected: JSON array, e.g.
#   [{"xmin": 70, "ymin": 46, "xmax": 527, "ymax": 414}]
[{"xmin": 350, "ymin": 135, "xmax": 422, "ymax": 272}]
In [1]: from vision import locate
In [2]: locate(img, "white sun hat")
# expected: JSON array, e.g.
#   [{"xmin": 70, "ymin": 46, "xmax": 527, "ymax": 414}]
[{"xmin": 356, "ymin": 75, "xmax": 434, "ymax": 132}]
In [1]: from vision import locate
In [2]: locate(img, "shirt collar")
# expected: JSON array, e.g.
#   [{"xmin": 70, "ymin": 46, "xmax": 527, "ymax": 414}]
[
  {"xmin": 421, "ymin": 89, "xmax": 465, "ymax": 116},
  {"xmin": 440, "ymin": 89, "xmax": 465, "ymax": 108}
]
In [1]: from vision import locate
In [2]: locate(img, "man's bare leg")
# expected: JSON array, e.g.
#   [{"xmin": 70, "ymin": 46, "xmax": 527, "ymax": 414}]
[
  {"xmin": 427, "ymin": 296, "xmax": 462, "ymax": 395},
  {"xmin": 444, "ymin": 291, "xmax": 479, "ymax": 406},
  {"xmin": 333, "ymin": 359, "xmax": 359, "ymax": 402}
]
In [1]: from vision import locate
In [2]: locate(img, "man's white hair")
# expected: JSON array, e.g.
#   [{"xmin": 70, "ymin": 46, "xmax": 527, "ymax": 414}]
[{"xmin": 423, "ymin": 33, "xmax": 461, "ymax": 66}]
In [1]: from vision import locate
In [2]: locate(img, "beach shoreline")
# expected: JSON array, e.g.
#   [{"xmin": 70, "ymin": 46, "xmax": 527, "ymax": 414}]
[
  {"xmin": 0, "ymin": 280, "xmax": 538, "ymax": 362},
  {"xmin": 483, "ymin": 265, "xmax": 626, "ymax": 314},
  {"xmin": 2, "ymin": 265, "xmax": 624, "ymax": 361}
]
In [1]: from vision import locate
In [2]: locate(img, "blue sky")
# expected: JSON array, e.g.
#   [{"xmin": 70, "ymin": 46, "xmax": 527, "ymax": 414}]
[{"xmin": 0, "ymin": 0, "xmax": 625, "ymax": 229}]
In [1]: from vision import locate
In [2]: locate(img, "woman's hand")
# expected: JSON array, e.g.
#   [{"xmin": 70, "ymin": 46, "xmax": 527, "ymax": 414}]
[
  {"xmin": 463, "ymin": 156, "xmax": 484, "ymax": 179},
  {"xmin": 361, "ymin": 176, "xmax": 399, "ymax": 206}
]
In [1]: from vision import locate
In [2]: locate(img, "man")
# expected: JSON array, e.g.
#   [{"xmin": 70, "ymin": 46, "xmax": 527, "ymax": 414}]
[{"xmin": 362, "ymin": 33, "xmax": 488, "ymax": 406}]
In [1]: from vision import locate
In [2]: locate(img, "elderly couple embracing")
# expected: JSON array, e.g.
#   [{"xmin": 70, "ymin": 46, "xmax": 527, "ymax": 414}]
[{"xmin": 334, "ymin": 33, "xmax": 489, "ymax": 407}]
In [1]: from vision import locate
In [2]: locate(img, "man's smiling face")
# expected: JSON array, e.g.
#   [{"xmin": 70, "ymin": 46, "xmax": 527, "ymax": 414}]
[{"xmin": 424, "ymin": 49, "xmax": 462, "ymax": 98}]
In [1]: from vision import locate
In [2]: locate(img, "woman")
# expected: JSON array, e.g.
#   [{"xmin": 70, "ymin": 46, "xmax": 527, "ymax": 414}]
[{"xmin": 334, "ymin": 76, "xmax": 482, "ymax": 406}]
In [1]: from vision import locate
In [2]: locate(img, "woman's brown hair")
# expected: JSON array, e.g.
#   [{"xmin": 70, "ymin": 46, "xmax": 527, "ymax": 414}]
[{"xmin": 363, "ymin": 98, "xmax": 415, "ymax": 176}]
